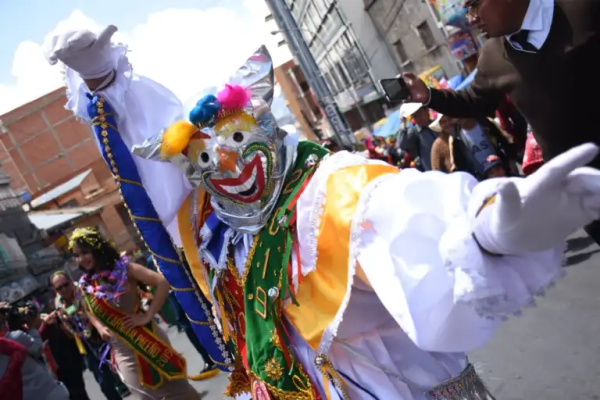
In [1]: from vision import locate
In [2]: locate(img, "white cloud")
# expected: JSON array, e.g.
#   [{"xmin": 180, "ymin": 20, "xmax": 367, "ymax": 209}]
[{"xmin": 0, "ymin": 4, "xmax": 291, "ymax": 115}]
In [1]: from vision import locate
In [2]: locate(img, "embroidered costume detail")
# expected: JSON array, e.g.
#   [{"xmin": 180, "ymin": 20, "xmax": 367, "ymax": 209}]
[
  {"xmin": 87, "ymin": 95, "xmax": 233, "ymax": 371},
  {"xmin": 238, "ymin": 141, "xmax": 327, "ymax": 399},
  {"xmin": 425, "ymin": 363, "xmax": 496, "ymax": 400}
]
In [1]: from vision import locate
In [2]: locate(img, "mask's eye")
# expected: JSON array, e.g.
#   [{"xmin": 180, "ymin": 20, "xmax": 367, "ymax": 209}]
[
  {"xmin": 225, "ymin": 131, "xmax": 250, "ymax": 147},
  {"xmin": 197, "ymin": 149, "xmax": 215, "ymax": 169}
]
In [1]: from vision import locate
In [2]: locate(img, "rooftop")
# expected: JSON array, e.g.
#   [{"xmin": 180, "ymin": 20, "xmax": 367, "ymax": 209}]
[
  {"xmin": 30, "ymin": 169, "xmax": 92, "ymax": 208},
  {"xmin": 28, "ymin": 206, "xmax": 103, "ymax": 231}
]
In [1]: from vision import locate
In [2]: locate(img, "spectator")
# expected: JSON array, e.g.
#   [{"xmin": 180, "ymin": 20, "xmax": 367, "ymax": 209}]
[
  {"xmin": 430, "ymin": 115, "xmax": 456, "ymax": 173},
  {"xmin": 0, "ymin": 302, "xmax": 70, "ymax": 400},
  {"xmin": 397, "ymin": 106, "xmax": 439, "ymax": 171},
  {"xmin": 455, "ymin": 118, "xmax": 508, "ymax": 179},
  {"xmin": 49, "ymin": 271, "xmax": 129, "ymax": 399},
  {"xmin": 39, "ymin": 312, "xmax": 90, "ymax": 400},
  {"xmin": 401, "ymin": 0, "xmax": 600, "ymax": 240}
]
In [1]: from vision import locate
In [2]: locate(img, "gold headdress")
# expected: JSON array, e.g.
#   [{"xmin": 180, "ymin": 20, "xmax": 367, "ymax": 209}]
[{"xmin": 68, "ymin": 227, "xmax": 117, "ymax": 252}]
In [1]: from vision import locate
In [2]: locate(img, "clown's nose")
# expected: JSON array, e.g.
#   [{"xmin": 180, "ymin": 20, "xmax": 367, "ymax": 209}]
[{"xmin": 219, "ymin": 150, "xmax": 238, "ymax": 173}]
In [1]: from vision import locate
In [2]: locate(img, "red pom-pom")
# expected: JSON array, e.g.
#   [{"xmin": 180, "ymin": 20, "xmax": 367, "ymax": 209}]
[{"xmin": 217, "ymin": 84, "xmax": 250, "ymax": 111}]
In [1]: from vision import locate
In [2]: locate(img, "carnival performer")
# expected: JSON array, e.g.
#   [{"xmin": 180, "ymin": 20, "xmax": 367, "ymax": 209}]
[
  {"xmin": 69, "ymin": 227, "xmax": 201, "ymax": 399},
  {"xmin": 48, "ymin": 270, "xmax": 130, "ymax": 399},
  {"xmin": 45, "ymin": 25, "xmax": 600, "ymax": 399},
  {"xmin": 43, "ymin": 24, "xmax": 233, "ymax": 376},
  {"xmin": 131, "ymin": 45, "xmax": 600, "ymax": 400}
]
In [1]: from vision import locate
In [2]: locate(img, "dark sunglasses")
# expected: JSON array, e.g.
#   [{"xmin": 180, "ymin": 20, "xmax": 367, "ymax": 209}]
[{"xmin": 54, "ymin": 282, "xmax": 71, "ymax": 291}]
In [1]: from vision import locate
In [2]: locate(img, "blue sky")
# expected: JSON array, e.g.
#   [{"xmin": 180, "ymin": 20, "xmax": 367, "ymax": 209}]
[{"xmin": 0, "ymin": 0, "xmax": 290, "ymax": 114}]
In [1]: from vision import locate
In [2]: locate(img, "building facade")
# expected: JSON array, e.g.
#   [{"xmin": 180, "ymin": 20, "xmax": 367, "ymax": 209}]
[
  {"xmin": 0, "ymin": 89, "xmax": 138, "ymax": 251},
  {"xmin": 274, "ymin": 59, "xmax": 323, "ymax": 141},
  {"xmin": 364, "ymin": 0, "xmax": 462, "ymax": 80},
  {"xmin": 273, "ymin": 0, "xmax": 397, "ymax": 131},
  {"xmin": 0, "ymin": 162, "xmax": 64, "ymax": 304}
]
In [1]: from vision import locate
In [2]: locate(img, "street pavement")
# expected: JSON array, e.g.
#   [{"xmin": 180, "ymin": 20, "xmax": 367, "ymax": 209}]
[{"xmin": 85, "ymin": 230, "xmax": 600, "ymax": 399}]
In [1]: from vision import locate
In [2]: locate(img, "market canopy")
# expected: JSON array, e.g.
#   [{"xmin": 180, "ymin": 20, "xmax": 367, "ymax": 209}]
[{"xmin": 372, "ymin": 109, "xmax": 402, "ymax": 138}]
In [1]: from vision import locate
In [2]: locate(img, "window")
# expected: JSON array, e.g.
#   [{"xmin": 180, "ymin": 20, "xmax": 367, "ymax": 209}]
[
  {"xmin": 417, "ymin": 22, "xmax": 436, "ymax": 49},
  {"xmin": 301, "ymin": 20, "xmax": 315, "ymax": 41},
  {"xmin": 394, "ymin": 40, "xmax": 408, "ymax": 63},
  {"xmin": 319, "ymin": 11, "xmax": 342, "ymax": 45},
  {"xmin": 334, "ymin": 62, "xmax": 350, "ymax": 88},
  {"xmin": 313, "ymin": 0, "xmax": 329, "ymax": 18},
  {"xmin": 335, "ymin": 33, "xmax": 369, "ymax": 83},
  {"xmin": 306, "ymin": 4, "xmax": 321, "ymax": 28}
]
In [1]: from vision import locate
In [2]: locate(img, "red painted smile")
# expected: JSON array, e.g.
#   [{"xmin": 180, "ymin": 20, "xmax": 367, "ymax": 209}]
[{"xmin": 210, "ymin": 154, "xmax": 265, "ymax": 203}]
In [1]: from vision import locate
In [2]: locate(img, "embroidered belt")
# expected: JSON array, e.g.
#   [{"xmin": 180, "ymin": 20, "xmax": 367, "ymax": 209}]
[{"xmin": 426, "ymin": 364, "xmax": 496, "ymax": 400}]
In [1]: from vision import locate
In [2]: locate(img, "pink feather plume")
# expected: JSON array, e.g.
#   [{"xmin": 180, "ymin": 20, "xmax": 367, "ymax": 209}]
[{"xmin": 217, "ymin": 84, "xmax": 251, "ymax": 110}]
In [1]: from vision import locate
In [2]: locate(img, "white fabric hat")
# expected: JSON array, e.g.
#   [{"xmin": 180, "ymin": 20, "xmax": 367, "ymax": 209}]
[
  {"xmin": 43, "ymin": 25, "xmax": 118, "ymax": 80},
  {"xmin": 399, "ymin": 102, "xmax": 423, "ymax": 118},
  {"xmin": 429, "ymin": 114, "xmax": 443, "ymax": 132}
]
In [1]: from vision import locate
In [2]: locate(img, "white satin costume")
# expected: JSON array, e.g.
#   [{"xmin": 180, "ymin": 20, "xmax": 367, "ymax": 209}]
[{"xmin": 58, "ymin": 42, "xmax": 572, "ymax": 400}]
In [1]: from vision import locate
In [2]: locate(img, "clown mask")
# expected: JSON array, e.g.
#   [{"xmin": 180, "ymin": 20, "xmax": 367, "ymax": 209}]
[
  {"xmin": 188, "ymin": 85, "xmax": 293, "ymax": 233},
  {"xmin": 133, "ymin": 46, "xmax": 295, "ymax": 234}
]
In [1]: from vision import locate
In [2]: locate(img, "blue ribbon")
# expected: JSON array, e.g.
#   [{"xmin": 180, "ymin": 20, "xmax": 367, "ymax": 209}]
[{"xmin": 86, "ymin": 94, "xmax": 232, "ymax": 371}]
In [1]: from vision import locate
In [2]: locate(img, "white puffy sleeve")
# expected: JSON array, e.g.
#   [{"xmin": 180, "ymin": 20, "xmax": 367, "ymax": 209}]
[
  {"xmin": 63, "ymin": 45, "xmax": 191, "ymax": 245},
  {"xmin": 355, "ymin": 169, "xmax": 564, "ymax": 353}
]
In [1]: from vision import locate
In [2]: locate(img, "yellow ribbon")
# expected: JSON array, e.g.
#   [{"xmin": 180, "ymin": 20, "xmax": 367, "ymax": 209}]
[{"xmin": 74, "ymin": 335, "xmax": 87, "ymax": 355}]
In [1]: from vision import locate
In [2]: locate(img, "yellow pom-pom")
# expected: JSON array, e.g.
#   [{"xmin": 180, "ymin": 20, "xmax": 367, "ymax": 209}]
[{"xmin": 160, "ymin": 121, "xmax": 198, "ymax": 158}]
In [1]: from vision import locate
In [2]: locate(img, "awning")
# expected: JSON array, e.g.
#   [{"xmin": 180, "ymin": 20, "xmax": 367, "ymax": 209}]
[
  {"xmin": 372, "ymin": 109, "xmax": 401, "ymax": 138},
  {"xmin": 28, "ymin": 206, "xmax": 103, "ymax": 231}
]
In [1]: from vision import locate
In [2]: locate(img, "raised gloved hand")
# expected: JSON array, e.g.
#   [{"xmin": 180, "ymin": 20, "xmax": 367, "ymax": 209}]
[
  {"xmin": 43, "ymin": 25, "xmax": 118, "ymax": 79},
  {"xmin": 473, "ymin": 143, "xmax": 600, "ymax": 255}
]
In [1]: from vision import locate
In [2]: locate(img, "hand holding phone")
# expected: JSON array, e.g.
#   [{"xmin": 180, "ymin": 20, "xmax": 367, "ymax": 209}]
[{"xmin": 379, "ymin": 77, "xmax": 410, "ymax": 104}]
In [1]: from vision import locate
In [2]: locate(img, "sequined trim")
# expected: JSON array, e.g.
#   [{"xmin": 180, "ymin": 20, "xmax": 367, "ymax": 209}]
[{"xmin": 426, "ymin": 364, "xmax": 496, "ymax": 400}]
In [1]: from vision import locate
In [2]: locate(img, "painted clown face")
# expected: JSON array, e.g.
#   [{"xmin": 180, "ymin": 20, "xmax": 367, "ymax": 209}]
[
  {"xmin": 199, "ymin": 112, "xmax": 273, "ymax": 204},
  {"xmin": 132, "ymin": 46, "xmax": 292, "ymax": 234},
  {"xmin": 187, "ymin": 87, "xmax": 293, "ymax": 234}
]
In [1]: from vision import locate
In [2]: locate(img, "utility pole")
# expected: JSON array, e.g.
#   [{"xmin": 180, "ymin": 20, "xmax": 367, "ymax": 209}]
[{"xmin": 265, "ymin": 0, "xmax": 356, "ymax": 147}]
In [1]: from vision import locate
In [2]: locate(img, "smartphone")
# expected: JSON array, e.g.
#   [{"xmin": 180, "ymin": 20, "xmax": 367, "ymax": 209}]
[{"xmin": 379, "ymin": 78, "xmax": 410, "ymax": 104}]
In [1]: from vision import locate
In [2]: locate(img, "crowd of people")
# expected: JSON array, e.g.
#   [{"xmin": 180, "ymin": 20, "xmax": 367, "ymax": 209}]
[
  {"xmin": 0, "ymin": 231, "xmax": 222, "ymax": 400},
  {"xmin": 362, "ymin": 105, "xmax": 526, "ymax": 183}
]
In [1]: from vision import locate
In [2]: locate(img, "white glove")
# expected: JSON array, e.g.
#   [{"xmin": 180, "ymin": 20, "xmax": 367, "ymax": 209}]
[
  {"xmin": 43, "ymin": 25, "xmax": 118, "ymax": 79},
  {"xmin": 473, "ymin": 143, "xmax": 600, "ymax": 255}
]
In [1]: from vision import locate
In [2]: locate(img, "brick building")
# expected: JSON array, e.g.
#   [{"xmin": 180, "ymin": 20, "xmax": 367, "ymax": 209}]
[
  {"xmin": 274, "ymin": 60, "xmax": 322, "ymax": 142},
  {"xmin": 0, "ymin": 88, "xmax": 138, "ymax": 250}
]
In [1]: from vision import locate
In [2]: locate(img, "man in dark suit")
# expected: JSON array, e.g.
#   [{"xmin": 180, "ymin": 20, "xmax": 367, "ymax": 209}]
[{"xmin": 402, "ymin": 0, "xmax": 600, "ymax": 240}]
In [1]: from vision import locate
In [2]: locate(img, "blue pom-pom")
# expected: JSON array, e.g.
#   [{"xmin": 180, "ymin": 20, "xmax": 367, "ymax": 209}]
[{"xmin": 189, "ymin": 94, "xmax": 220, "ymax": 126}]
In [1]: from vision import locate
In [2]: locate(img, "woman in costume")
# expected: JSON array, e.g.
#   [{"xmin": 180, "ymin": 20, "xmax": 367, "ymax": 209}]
[
  {"xmin": 70, "ymin": 227, "xmax": 201, "ymax": 400},
  {"xmin": 46, "ymin": 25, "xmax": 600, "ymax": 399}
]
